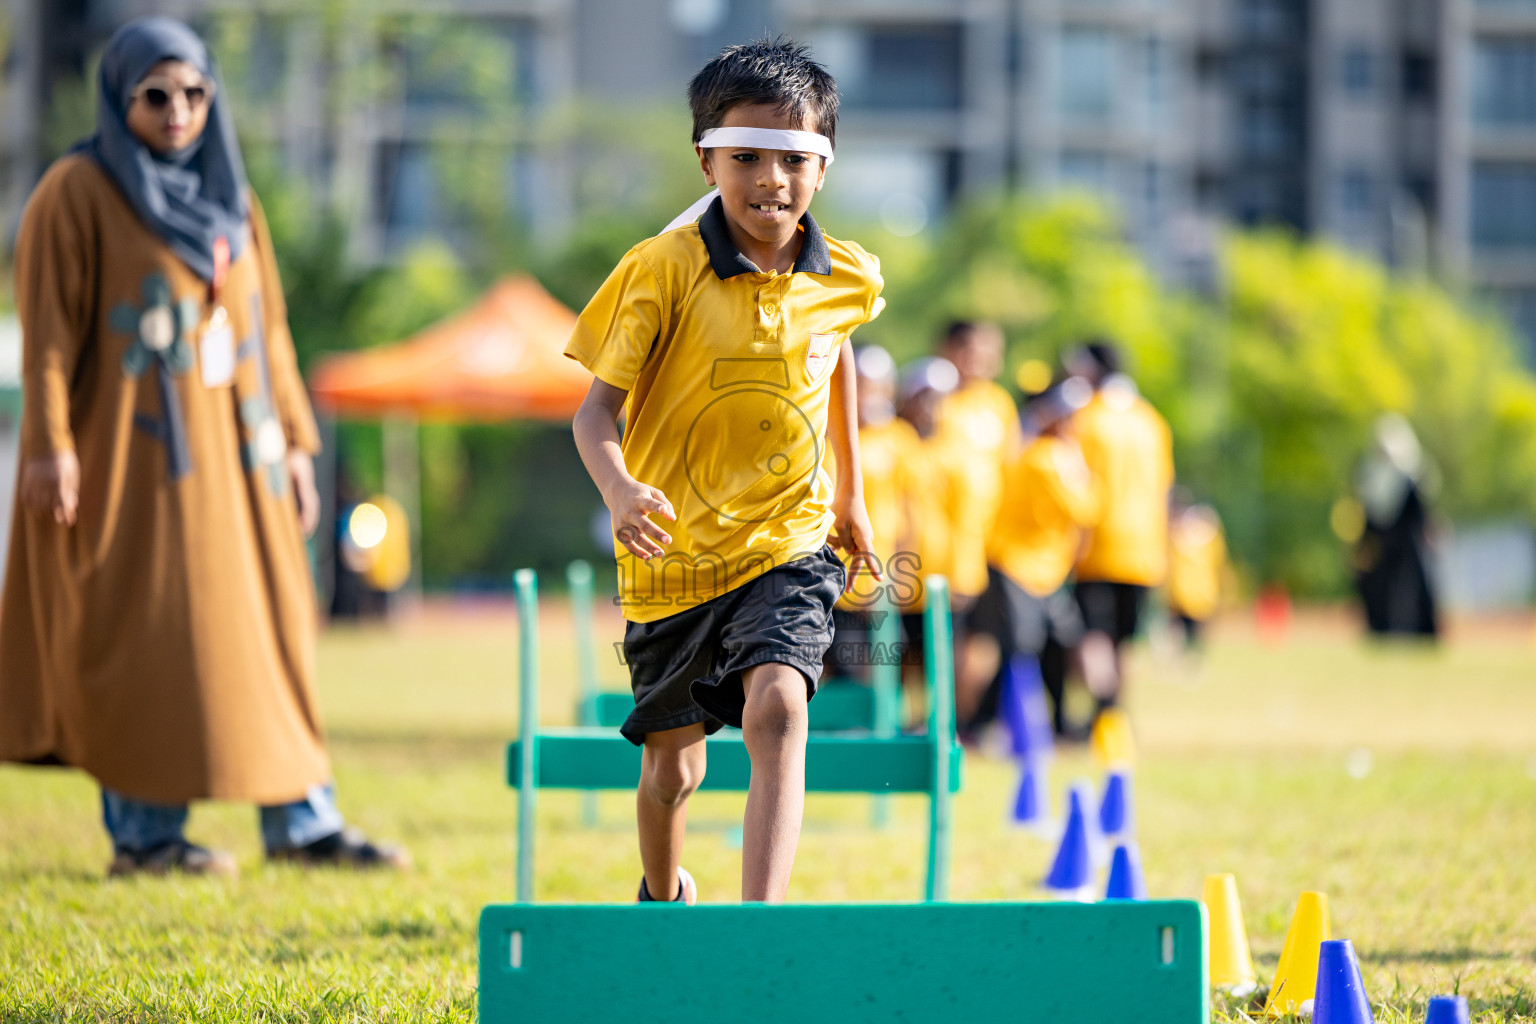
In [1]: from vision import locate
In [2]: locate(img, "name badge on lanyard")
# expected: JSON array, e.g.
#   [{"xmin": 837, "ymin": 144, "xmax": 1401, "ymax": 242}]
[{"xmin": 201, "ymin": 236, "xmax": 236, "ymax": 389}]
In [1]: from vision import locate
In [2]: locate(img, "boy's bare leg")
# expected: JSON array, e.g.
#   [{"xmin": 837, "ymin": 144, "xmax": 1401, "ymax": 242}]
[
  {"xmin": 739, "ymin": 662, "xmax": 810, "ymax": 903},
  {"xmin": 637, "ymin": 723, "xmax": 707, "ymax": 901}
]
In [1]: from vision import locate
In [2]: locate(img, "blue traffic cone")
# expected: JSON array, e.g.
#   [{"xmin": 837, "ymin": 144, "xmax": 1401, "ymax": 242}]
[
  {"xmin": 1001, "ymin": 653, "xmax": 1054, "ymax": 760},
  {"xmin": 1313, "ymin": 939, "xmax": 1375, "ymax": 1024},
  {"xmin": 1099, "ymin": 769, "xmax": 1133, "ymax": 844},
  {"xmin": 1043, "ymin": 786, "xmax": 1093, "ymax": 900},
  {"xmin": 1423, "ymin": 996, "xmax": 1469, "ymax": 1024},
  {"xmin": 1011, "ymin": 755, "xmax": 1051, "ymax": 830},
  {"xmin": 1069, "ymin": 780, "xmax": 1109, "ymax": 868},
  {"xmin": 1104, "ymin": 842, "xmax": 1147, "ymax": 900}
]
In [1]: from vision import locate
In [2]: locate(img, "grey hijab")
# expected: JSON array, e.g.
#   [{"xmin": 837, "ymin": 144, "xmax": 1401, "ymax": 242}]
[{"xmin": 73, "ymin": 16, "xmax": 249, "ymax": 282}]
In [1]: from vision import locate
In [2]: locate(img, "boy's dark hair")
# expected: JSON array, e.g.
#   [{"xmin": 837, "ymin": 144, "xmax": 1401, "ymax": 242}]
[{"xmin": 688, "ymin": 37, "xmax": 839, "ymax": 149}]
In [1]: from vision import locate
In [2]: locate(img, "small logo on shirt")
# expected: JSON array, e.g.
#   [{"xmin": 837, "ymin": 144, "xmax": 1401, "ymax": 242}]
[{"xmin": 806, "ymin": 332, "xmax": 838, "ymax": 380}]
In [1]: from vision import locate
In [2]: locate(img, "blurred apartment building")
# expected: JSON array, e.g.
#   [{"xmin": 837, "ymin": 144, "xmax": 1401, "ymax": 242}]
[{"xmin": 5, "ymin": 0, "xmax": 1536, "ymax": 349}]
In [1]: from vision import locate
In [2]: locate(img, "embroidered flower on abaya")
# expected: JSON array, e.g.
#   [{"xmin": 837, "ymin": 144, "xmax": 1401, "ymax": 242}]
[{"xmin": 109, "ymin": 271, "xmax": 196, "ymax": 378}]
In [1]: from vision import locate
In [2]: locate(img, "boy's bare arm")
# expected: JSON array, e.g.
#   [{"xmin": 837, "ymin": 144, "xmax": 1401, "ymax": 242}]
[
  {"xmin": 573, "ymin": 378, "xmax": 676, "ymax": 560},
  {"xmin": 826, "ymin": 341, "xmax": 880, "ymax": 585}
]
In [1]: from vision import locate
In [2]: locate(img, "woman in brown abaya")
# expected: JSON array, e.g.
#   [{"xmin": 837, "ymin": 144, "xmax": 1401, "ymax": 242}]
[{"xmin": 0, "ymin": 17, "xmax": 407, "ymax": 876}]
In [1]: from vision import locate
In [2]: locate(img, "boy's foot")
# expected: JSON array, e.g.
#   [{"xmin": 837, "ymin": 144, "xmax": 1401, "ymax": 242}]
[
  {"xmin": 108, "ymin": 841, "xmax": 238, "ymax": 879},
  {"xmin": 637, "ymin": 866, "xmax": 697, "ymax": 905},
  {"xmin": 266, "ymin": 828, "xmax": 411, "ymax": 870}
]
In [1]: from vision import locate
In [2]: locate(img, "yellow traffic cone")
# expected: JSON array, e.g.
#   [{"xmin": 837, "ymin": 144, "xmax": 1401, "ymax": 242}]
[
  {"xmin": 1091, "ymin": 707, "xmax": 1137, "ymax": 768},
  {"xmin": 1264, "ymin": 891, "xmax": 1331, "ymax": 1016},
  {"xmin": 1202, "ymin": 874, "xmax": 1257, "ymax": 995}
]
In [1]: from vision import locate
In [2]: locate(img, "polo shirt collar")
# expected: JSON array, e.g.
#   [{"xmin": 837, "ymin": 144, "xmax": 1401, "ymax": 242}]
[{"xmin": 698, "ymin": 196, "xmax": 832, "ymax": 279}]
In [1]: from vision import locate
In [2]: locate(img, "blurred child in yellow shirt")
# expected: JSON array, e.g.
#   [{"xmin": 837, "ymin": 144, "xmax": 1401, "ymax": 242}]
[
  {"xmin": 826, "ymin": 346, "xmax": 921, "ymax": 681},
  {"xmin": 891, "ymin": 357, "xmax": 961, "ymax": 712},
  {"xmin": 1167, "ymin": 490, "xmax": 1228, "ymax": 650},
  {"xmin": 964, "ymin": 379, "xmax": 1111, "ymax": 735},
  {"xmin": 1066, "ymin": 341, "xmax": 1174, "ymax": 708},
  {"xmin": 933, "ymin": 322, "xmax": 1021, "ymax": 606}
]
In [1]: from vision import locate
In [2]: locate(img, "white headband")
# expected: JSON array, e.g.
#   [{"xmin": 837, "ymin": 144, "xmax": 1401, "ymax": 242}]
[
  {"xmin": 662, "ymin": 127, "xmax": 834, "ymax": 234},
  {"xmin": 697, "ymin": 127, "xmax": 835, "ymax": 164}
]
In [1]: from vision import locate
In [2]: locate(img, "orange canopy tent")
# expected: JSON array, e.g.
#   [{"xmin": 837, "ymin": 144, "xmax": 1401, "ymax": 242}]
[
  {"xmin": 309, "ymin": 274, "xmax": 590, "ymax": 422},
  {"xmin": 306, "ymin": 274, "xmax": 592, "ymax": 605}
]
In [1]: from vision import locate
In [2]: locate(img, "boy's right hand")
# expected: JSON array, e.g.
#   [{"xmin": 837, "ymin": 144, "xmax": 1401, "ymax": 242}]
[{"xmin": 607, "ymin": 479, "xmax": 676, "ymax": 560}]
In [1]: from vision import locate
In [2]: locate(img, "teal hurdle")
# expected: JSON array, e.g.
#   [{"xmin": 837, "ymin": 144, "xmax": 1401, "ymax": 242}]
[
  {"xmin": 512, "ymin": 569, "xmax": 962, "ymax": 901},
  {"xmin": 513, "ymin": 568, "xmax": 539, "ymax": 904},
  {"xmin": 490, "ymin": 572, "xmax": 1210, "ymax": 1024},
  {"xmin": 567, "ymin": 560, "xmax": 601, "ymax": 829},
  {"xmin": 923, "ymin": 576, "xmax": 955, "ymax": 901},
  {"xmin": 478, "ymin": 901, "xmax": 1211, "ymax": 1023}
]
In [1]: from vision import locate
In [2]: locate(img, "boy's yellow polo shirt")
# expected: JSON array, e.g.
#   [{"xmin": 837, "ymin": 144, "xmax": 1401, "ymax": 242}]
[
  {"xmin": 988, "ymin": 434, "xmax": 1100, "ymax": 597},
  {"xmin": 1072, "ymin": 385, "xmax": 1175, "ymax": 587},
  {"xmin": 566, "ymin": 198, "xmax": 884, "ymax": 623}
]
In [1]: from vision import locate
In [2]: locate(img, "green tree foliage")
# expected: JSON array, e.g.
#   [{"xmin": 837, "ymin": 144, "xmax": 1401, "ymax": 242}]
[{"xmin": 1223, "ymin": 232, "xmax": 1536, "ymax": 592}]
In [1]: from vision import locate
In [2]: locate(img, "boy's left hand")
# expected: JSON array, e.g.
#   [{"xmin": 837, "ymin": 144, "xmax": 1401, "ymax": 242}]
[{"xmin": 830, "ymin": 495, "xmax": 882, "ymax": 593}]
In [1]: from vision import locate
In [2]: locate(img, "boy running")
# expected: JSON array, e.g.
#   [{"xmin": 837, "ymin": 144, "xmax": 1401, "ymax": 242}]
[{"xmin": 568, "ymin": 40, "xmax": 882, "ymax": 904}]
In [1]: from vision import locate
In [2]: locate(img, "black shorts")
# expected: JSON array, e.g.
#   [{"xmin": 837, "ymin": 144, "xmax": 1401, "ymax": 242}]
[
  {"xmin": 1074, "ymin": 580, "xmax": 1148, "ymax": 645},
  {"xmin": 969, "ymin": 567, "xmax": 1084, "ymax": 660},
  {"xmin": 620, "ymin": 545, "xmax": 846, "ymax": 745}
]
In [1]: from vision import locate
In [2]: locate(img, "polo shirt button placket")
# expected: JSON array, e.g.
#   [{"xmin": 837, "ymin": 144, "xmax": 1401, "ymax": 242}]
[{"xmin": 758, "ymin": 285, "xmax": 785, "ymax": 350}]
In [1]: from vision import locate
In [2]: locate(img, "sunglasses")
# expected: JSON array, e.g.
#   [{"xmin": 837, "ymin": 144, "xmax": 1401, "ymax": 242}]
[{"xmin": 132, "ymin": 76, "xmax": 216, "ymax": 110}]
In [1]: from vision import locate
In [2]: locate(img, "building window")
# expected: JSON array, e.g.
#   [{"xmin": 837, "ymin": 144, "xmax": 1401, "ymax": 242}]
[
  {"xmin": 1194, "ymin": 47, "xmax": 1225, "ymax": 85},
  {"xmin": 1340, "ymin": 46, "xmax": 1375, "ymax": 95},
  {"xmin": 1058, "ymin": 28, "xmax": 1116, "ymax": 124},
  {"xmin": 374, "ymin": 141, "xmax": 440, "ymax": 247},
  {"xmin": 1402, "ymin": 52, "xmax": 1436, "ymax": 102},
  {"xmin": 862, "ymin": 25, "xmax": 963, "ymax": 110},
  {"xmin": 1059, "ymin": 150, "xmax": 1114, "ymax": 195},
  {"xmin": 1234, "ymin": 176, "xmax": 1285, "ymax": 225},
  {"xmin": 1238, "ymin": 99, "xmax": 1293, "ymax": 159},
  {"xmin": 1143, "ymin": 37, "xmax": 1174, "ymax": 128},
  {"xmin": 1142, "ymin": 161, "xmax": 1163, "ymax": 213},
  {"xmin": 1473, "ymin": 163, "xmax": 1536, "ymax": 249},
  {"xmin": 1339, "ymin": 170, "xmax": 1374, "ymax": 216},
  {"xmin": 1403, "ymin": 174, "xmax": 1437, "ymax": 216},
  {"xmin": 1473, "ymin": 38, "xmax": 1536, "ymax": 127},
  {"xmin": 1237, "ymin": 0, "xmax": 1302, "ymax": 41}
]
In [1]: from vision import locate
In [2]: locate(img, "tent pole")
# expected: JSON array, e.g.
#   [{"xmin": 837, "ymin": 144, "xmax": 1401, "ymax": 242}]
[
  {"xmin": 382, "ymin": 412, "xmax": 423, "ymax": 612},
  {"xmin": 315, "ymin": 410, "xmax": 338, "ymax": 614}
]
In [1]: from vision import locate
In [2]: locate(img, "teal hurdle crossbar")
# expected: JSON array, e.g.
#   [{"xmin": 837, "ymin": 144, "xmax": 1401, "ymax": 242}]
[
  {"xmin": 478, "ymin": 901, "xmax": 1210, "ymax": 1023},
  {"xmin": 512, "ymin": 571, "xmax": 960, "ymax": 901}
]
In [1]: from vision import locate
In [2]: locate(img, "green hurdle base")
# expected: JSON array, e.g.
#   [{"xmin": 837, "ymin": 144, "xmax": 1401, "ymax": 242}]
[{"xmin": 479, "ymin": 901, "xmax": 1209, "ymax": 1023}]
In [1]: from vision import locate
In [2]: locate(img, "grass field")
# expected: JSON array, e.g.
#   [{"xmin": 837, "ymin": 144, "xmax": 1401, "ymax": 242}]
[{"xmin": 2, "ymin": 601, "xmax": 1534, "ymax": 1022}]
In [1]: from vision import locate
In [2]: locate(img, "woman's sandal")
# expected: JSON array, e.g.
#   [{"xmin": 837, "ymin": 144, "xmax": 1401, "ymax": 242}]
[
  {"xmin": 107, "ymin": 840, "xmax": 238, "ymax": 879},
  {"xmin": 637, "ymin": 866, "xmax": 697, "ymax": 905},
  {"xmin": 266, "ymin": 827, "xmax": 411, "ymax": 870}
]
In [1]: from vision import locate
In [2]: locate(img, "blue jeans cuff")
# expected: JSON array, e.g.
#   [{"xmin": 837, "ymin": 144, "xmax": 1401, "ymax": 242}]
[{"xmin": 259, "ymin": 782, "xmax": 346, "ymax": 852}]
